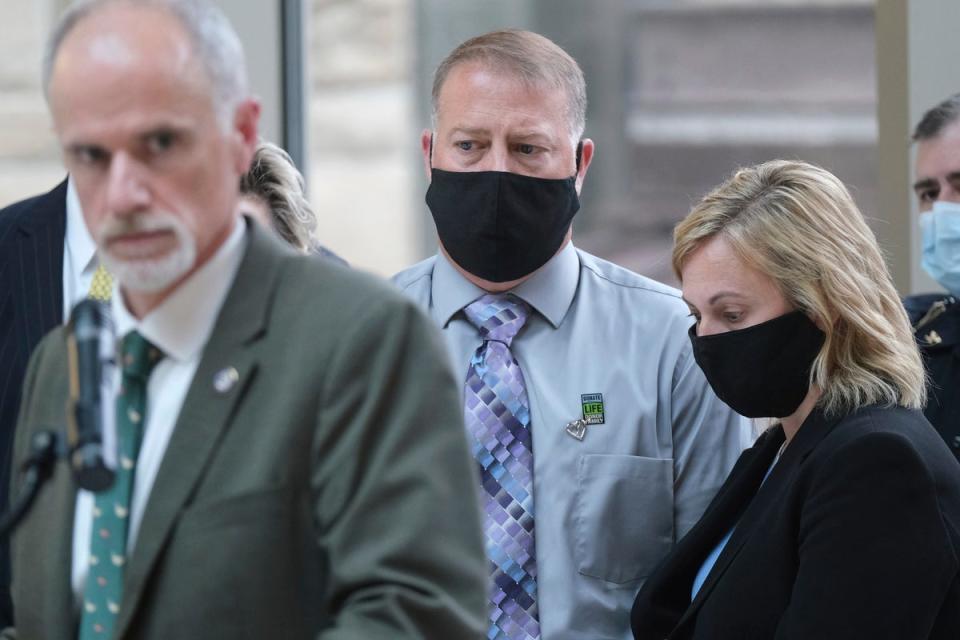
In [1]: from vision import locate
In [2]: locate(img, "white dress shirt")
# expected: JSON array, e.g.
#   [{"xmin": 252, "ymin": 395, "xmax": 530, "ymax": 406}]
[
  {"xmin": 71, "ymin": 220, "xmax": 246, "ymax": 599},
  {"xmin": 62, "ymin": 179, "xmax": 98, "ymax": 322}
]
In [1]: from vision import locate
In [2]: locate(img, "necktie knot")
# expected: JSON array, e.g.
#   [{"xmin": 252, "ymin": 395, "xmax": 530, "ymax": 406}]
[
  {"xmin": 464, "ymin": 294, "xmax": 531, "ymax": 347},
  {"xmin": 121, "ymin": 331, "xmax": 163, "ymax": 381}
]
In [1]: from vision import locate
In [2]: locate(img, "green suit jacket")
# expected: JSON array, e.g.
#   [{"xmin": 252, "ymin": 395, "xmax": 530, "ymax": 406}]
[{"xmin": 6, "ymin": 222, "xmax": 487, "ymax": 639}]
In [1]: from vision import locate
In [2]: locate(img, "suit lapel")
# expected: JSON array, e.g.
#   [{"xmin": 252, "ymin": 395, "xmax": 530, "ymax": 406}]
[
  {"xmin": 632, "ymin": 432, "xmax": 778, "ymax": 639},
  {"xmin": 672, "ymin": 409, "xmax": 841, "ymax": 637},
  {"xmin": 113, "ymin": 222, "xmax": 287, "ymax": 638},
  {"xmin": 660, "ymin": 429, "xmax": 784, "ymax": 637}
]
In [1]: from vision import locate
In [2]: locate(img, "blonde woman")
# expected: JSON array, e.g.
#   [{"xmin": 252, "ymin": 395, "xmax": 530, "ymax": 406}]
[
  {"xmin": 631, "ymin": 160, "xmax": 960, "ymax": 639},
  {"xmin": 238, "ymin": 140, "xmax": 347, "ymax": 264}
]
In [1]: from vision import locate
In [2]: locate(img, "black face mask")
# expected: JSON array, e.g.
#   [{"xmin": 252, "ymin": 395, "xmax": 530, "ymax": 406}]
[
  {"xmin": 426, "ymin": 168, "xmax": 580, "ymax": 283},
  {"xmin": 689, "ymin": 310, "xmax": 826, "ymax": 419}
]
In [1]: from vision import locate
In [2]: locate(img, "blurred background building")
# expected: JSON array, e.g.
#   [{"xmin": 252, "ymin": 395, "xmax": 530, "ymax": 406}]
[{"xmin": 0, "ymin": 0, "xmax": 954, "ymax": 291}]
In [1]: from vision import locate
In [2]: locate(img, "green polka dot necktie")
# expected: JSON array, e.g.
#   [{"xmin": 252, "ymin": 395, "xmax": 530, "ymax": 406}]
[{"xmin": 79, "ymin": 331, "xmax": 163, "ymax": 640}]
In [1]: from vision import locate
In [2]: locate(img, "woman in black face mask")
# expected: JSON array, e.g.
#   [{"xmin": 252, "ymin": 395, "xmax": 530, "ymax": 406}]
[{"xmin": 631, "ymin": 160, "xmax": 960, "ymax": 640}]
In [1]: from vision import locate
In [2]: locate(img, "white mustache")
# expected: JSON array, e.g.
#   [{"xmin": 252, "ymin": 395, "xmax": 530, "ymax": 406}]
[
  {"xmin": 98, "ymin": 213, "xmax": 177, "ymax": 244},
  {"xmin": 95, "ymin": 210, "xmax": 197, "ymax": 294}
]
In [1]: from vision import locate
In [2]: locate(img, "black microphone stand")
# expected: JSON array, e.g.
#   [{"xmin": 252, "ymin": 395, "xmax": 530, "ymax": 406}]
[
  {"xmin": 0, "ymin": 299, "xmax": 116, "ymax": 539},
  {"xmin": 0, "ymin": 430, "xmax": 63, "ymax": 539}
]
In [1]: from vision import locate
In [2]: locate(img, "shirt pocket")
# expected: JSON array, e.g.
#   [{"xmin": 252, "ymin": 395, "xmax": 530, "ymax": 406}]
[{"xmin": 573, "ymin": 454, "xmax": 674, "ymax": 584}]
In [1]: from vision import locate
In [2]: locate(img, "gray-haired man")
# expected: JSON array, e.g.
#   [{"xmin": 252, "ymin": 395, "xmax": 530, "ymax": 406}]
[{"xmin": 6, "ymin": 1, "xmax": 487, "ymax": 638}]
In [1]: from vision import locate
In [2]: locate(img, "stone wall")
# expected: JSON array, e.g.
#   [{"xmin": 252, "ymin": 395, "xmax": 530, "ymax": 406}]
[
  {"xmin": 0, "ymin": 0, "xmax": 879, "ymax": 283},
  {"xmin": 0, "ymin": 0, "xmax": 420, "ymax": 276},
  {"xmin": 307, "ymin": 0, "xmax": 420, "ymax": 275},
  {"xmin": 0, "ymin": 0, "xmax": 64, "ymax": 206}
]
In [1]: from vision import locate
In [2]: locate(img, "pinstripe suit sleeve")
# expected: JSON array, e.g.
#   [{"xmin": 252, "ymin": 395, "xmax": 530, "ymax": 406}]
[{"xmin": 0, "ymin": 182, "xmax": 67, "ymax": 628}]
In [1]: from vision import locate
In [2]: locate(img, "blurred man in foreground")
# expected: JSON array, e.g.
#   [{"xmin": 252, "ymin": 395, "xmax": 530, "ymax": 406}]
[{"xmin": 6, "ymin": 1, "xmax": 486, "ymax": 638}]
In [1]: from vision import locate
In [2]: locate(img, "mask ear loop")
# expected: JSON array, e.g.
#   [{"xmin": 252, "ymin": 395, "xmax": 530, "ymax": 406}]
[{"xmin": 429, "ymin": 134, "xmax": 434, "ymax": 168}]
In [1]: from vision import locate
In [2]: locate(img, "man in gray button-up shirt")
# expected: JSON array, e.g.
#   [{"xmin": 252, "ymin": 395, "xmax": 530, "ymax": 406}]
[{"xmin": 393, "ymin": 29, "xmax": 752, "ymax": 639}]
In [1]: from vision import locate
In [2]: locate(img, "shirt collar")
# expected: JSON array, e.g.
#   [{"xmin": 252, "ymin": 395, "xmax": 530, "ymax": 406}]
[
  {"xmin": 432, "ymin": 253, "xmax": 487, "ymax": 328},
  {"xmin": 65, "ymin": 178, "xmax": 98, "ymax": 275},
  {"xmin": 111, "ymin": 219, "xmax": 247, "ymax": 363},
  {"xmin": 432, "ymin": 241, "xmax": 580, "ymax": 329}
]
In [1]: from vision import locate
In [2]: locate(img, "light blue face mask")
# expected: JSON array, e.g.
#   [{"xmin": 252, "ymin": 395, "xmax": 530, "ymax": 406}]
[{"xmin": 921, "ymin": 200, "xmax": 960, "ymax": 296}]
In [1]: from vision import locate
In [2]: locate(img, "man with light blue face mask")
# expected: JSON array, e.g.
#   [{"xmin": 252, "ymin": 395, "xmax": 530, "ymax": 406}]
[{"xmin": 904, "ymin": 92, "xmax": 960, "ymax": 460}]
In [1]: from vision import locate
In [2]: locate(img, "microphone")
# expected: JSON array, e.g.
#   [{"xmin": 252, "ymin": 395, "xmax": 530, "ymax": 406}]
[{"xmin": 66, "ymin": 298, "xmax": 117, "ymax": 492}]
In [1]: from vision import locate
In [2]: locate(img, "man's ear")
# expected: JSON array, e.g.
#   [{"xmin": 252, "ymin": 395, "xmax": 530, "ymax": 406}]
[
  {"xmin": 233, "ymin": 98, "xmax": 262, "ymax": 175},
  {"xmin": 420, "ymin": 129, "xmax": 433, "ymax": 180},
  {"xmin": 575, "ymin": 138, "xmax": 595, "ymax": 194}
]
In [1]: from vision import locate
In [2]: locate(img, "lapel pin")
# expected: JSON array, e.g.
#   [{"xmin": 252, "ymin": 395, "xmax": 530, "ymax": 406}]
[
  {"xmin": 565, "ymin": 393, "xmax": 606, "ymax": 441},
  {"xmin": 213, "ymin": 367, "xmax": 240, "ymax": 394},
  {"xmin": 566, "ymin": 418, "xmax": 587, "ymax": 441},
  {"xmin": 924, "ymin": 330, "xmax": 943, "ymax": 346}
]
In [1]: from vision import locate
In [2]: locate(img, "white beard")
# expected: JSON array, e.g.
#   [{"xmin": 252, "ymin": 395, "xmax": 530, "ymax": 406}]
[{"xmin": 97, "ymin": 211, "xmax": 197, "ymax": 294}]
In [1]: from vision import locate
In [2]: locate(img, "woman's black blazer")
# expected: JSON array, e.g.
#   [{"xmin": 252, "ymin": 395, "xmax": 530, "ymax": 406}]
[{"xmin": 631, "ymin": 405, "xmax": 960, "ymax": 640}]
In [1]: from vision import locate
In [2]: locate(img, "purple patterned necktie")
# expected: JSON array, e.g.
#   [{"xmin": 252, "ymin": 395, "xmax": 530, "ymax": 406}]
[{"xmin": 464, "ymin": 293, "xmax": 540, "ymax": 640}]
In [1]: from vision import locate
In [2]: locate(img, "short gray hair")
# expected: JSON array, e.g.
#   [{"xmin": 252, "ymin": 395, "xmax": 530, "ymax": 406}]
[
  {"xmin": 239, "ymin": 141, "xmax": 317, "ymax": 253},
  {"xmin": 913, "ymin": 93, "xmax": 960, "ymax": 142},
  {"xmin": 43, "ymin": 0, "xmax": 248, "ymax": 122},
  {"xmin": 431, "ymin": 29, "xmax": 587, "ymax": 141}
]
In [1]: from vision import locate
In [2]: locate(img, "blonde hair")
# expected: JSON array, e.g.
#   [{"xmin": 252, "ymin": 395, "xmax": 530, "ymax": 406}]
[
  {"xmin": 673, "ymin": 159, "xmax": 925, "ymax": 414},
  {"xmin": 431, "ymin": 29, "xmax": 587, "ymax": 141},
  {"xmin": 239, "ymin": 141, "xmax": 317, "ymax": 253}
]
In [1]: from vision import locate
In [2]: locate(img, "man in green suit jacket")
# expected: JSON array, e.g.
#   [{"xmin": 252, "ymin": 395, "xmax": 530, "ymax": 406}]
[{"xmin": 4, "ymin": 1, "xmax": 487, "ymax": 638}]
